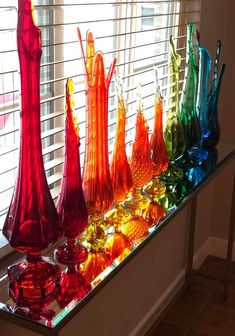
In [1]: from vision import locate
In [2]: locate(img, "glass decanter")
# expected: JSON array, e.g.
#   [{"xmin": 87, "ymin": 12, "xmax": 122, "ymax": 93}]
[{"xmin": 3, "ymin": 0, "xmax": 62, "ymax": 319}]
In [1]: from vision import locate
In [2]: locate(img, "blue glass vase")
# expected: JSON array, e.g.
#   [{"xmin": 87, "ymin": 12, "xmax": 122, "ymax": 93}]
[
  {"xmin": 196, "ymin": 36, "xmax": 211, "ymax": 141},
  {"xmin": 203, "ymin": 40, "xmax": 226, "ymax": 149}
]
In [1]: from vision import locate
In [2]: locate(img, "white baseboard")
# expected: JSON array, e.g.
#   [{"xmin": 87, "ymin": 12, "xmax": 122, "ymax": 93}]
[
  {"xmin": 193, "ymin": 237, "xmax": 212, "ymax": 269},
  {"xmin": 129, "ymin": 269, "xmax": 186, "ymax": 336},
  {"xmin": 129, "ymin": 235, "xmax": 232, "ymax": 336}
]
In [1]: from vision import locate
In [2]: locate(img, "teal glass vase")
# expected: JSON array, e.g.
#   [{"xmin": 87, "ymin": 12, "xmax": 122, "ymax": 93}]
[
  {"xmin": 203, "ymin": 40, "xmax": 226, "ymax": 149},
  {"xmin": 196, "ymin": 32, "xmax": 211, "ymax": 142},
  {"xmin": 180, "ymin": 23, "xmax": 200, "ymax": 150}
]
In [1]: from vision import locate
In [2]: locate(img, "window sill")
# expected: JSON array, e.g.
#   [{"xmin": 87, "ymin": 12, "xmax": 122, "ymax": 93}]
[{"xmin": 0, "ymin": 142, "xmax": 234, "ymax": 336}]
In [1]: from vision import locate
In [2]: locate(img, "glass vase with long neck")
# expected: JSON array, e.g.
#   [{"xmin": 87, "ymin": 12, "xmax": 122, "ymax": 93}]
[
  {"xmin": 164, "ymin": 36, "xmax": 185, "ymax": 163},
  {"xmin": 161, "ymin": 36, "xmax": 186, "ymax": 204},
  {"xmin": 123, "ymin": 88, "xmax": 153, "ymax": 216},
  {"xmin": 55, "ymin": 78, "xmax": 88, "ymax": 264},
  {"xmin": 144, "ymin": 67, "xmax": 168, "ymax": 201},
  {"xmin": 55, "ymin": 79, "xmax": 91, "ymax": 304},
  {"xmin": 104, "ymin": 76, "xmax": 132, "ymax": 262},
  {"xmin": 106, "ymin": 75, "xmax": 133, "ymax": 223},
  {"xmin": 204, "ymin": 40, "xmax": 226, "ymax": 149},
  {"xmin": 77, "ymin": 28, "xmax": 115, "ymax": 283},
  {"xmin": 180, "ymin": 23, "xmax": 201, "ymax": 150},
  {"xmin": 187, "ymin": 31, "xmax": 212, "ymax": 163},
  {"xmin": 2, "ymin": 0, "xmax": 62, "ymax": 319},
  {"xmin": 196, "ymin": 33, "xmax": 211, "ymax": 144}
]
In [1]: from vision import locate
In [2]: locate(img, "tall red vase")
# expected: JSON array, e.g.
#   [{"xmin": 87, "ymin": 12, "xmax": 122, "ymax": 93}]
[
  {"xmin": 2, "ymin": 0, "xmax": 62, "ymax": 317},
  {"xmin": 55, "ymin": 79, "xmax": 88, "ymax": 264},
  {"xmin": 55, "ymin": 78, "xmax": 90, "ymax": 305}
]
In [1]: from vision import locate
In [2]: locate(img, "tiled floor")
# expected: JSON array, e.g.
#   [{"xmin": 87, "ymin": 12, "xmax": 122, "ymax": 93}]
[{"xmin": 147, "ymin": 256, "xmax": 235, "ymax": 336}]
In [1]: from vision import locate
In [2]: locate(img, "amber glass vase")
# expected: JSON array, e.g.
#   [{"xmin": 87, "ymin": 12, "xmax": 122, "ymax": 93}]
[
  {"xmin": 122, "ymin": 88, "xmax": 151, "ymax": 245},
  {"xmin": 145, "ymin": 67, "xmax": 168, "ymax": 202},
  {"xmin": 104, "ymin": 76, "xmax": 132, "ymax": 261},
  {"xmin": 108, "ymin": 75, "xmax": 133, "ymax": 222},
  {"xmin": 124, "ymin": 89, "xmax": 153, "ymax": 215},
  {"xmin": 77, "ymin": 28, "xmax": 116, "ymax": 282},
  {"xmin": 2, "ymin": 0, "xmax": 62, "ymax": 319}
]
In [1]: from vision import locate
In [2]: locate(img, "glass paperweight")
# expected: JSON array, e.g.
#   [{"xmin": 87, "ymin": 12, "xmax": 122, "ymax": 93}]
[
  {"xmin": 123, "ymin": 87, "xmax": 153, "ymax": 216},
  {"xmin": 180, "ymin": 23, "xmax": 201, "ymax": 149},
  {"xmin": 55, "ymin": 79, "xmax": 88, "ymax": 266},
  {"xmin": 144, "ymin": 66, "xmax": 168, "ymax": 201},
  {"xmin": 2, "ymin": 0, "xmax": 62, "ymax": 318}
]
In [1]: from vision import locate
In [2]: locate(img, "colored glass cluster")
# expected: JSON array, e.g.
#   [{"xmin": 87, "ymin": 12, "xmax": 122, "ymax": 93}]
[{"xmin": 2, "ymin": 2, "xmax": 225, "ymax": 323}]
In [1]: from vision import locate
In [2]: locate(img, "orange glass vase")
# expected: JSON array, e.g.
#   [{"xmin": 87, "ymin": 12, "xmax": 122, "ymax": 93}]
[
  {"xmin": 124, "ymin": 88, "xmax": 153, "ymax": 215},
  {"xmin": 77, "ymin": 29, "xmax": 116, "ymax": 282},
  {"xmin": 104, "ymin": 76, "xmax": 132, "ymax": 261},
  {"xmin": 108, "ymin": 76, "xmax": 133, "ymax": 221},
  {"xmin": 145, "ymin": 67, "xmax": 168, "ymax": 202},
  {"xmin": 78, "ymin": 28, "xmax": 116, "ymax": 227}
]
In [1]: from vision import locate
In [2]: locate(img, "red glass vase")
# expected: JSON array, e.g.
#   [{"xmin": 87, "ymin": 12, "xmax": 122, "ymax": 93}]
[
  {"xmin": 55, "ymin": 79, "xmax": 88, "ymax": 266},
  {"xmin": 145, "ymin": 67, "xmax": 168, "ymax": 200},
  {"xmin": 2, "ymin": 0, "xmax": 62, "ymax": 317},
  {"xmin": 57, "ymin": 263, "xmax": 91, "ymax": 309}
]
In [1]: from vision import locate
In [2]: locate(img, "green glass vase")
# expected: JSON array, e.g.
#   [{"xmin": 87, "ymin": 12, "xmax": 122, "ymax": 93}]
[
  {"xmin": 164, "ymin": 36, "xmax": 185, "ymax": 162},
  {"xmin": 180, "ymin": 23, "xmax": 201, "ymax": 149}
]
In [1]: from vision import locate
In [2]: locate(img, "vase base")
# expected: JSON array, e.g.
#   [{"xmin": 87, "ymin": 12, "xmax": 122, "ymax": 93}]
[
  {"xmin": 105, "ymin": 204, "xmax": 131, "ymax": 226},
  {"xmin": 123, "ymin": 191, "xmax": 150, "ymax": 217},
  {"xmin": 8, "ymin": 256, "xmax": 60, "ymax": 311},
  {"xmin": 55, "ymin": 240, "xmax": 88, "ymax": 266},
  {"xmin": 57, "ymin": 266, "xmax": 91, "ymax": 308},
  {"xmin": 144, "ymin": 177, "xmax": 166, "ymax": 201}
]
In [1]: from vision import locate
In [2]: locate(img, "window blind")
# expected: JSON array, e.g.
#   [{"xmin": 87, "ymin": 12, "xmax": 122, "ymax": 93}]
[{"xmin": 0, "ymin": 0, "xmax": 201, "ymax": 235}]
